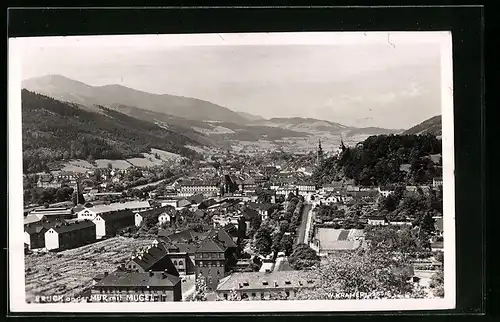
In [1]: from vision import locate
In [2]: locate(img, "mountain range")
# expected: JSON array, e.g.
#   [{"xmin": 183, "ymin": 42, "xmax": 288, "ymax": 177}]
[{"xmin": 21, "ymin": 75, "xmax": 438, "ymax": 168}]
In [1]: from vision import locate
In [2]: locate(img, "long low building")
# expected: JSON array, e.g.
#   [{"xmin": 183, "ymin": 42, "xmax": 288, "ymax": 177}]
[
  {"xmin": 45, "ymin": 220, "xmax": 96, "ymax": 251},
  {"xmin": 77, "ymin": 201, "xmax": 152, "ymax": 221},
  {"xmin": 216, "ymin": 270, "xmax": 317, "ymax": 300},
  {"xmin": 91, "ymin": 271, "xmax": 182, "ymax": 302}
]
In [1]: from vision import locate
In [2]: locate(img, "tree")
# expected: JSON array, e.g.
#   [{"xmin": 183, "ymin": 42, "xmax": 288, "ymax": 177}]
[
  {"xmin": 107, "ymin": 162, "xmax": 113, "ymax": 169},
  {"xmin": 429, "ymin": 269, "xmax": 444, "ymax": 298},
  {"xmin": 295, "ymin": 249, "xmax": 427, "ymax": 300},
  {"xmin": 288, "ymin": 244, "xmax": 320, "ymax": 270},
  {"xmin": 271, "ymin": 232, "xmax": 283, "ymax": 254},
  {"xmin": 193, "ymin": 274, "xmax": 208, "ymax": 302},
  {"xmin": 420, "ymin": 212, "xmax": 435, "ymax": 235},
  {"xmin": 254, "ymin": 226, "xmax": 273, "ymax": 255},
  {"xmin": 280, "ymin": 234, "xmax": 294, "ymax": 256}
]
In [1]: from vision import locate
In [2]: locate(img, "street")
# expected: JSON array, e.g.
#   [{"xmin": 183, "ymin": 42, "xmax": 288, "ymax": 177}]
[{"xmin": 295, "ymin": 203, "xmax": 312, "ymax": 245}]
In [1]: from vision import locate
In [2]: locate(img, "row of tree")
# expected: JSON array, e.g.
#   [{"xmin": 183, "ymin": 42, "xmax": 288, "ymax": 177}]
[{"xmin": 312, "ymin": 134, "xmax": 442, "ymax": 186}]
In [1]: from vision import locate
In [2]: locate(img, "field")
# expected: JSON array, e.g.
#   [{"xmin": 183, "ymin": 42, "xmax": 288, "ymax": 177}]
[
  {"xmin": 94, "ymin": 159, "xmax": 133, "ymax": 169},
  {"xmin": 24, "ymin": 237, "xmax": 154, "ymax": 303}
]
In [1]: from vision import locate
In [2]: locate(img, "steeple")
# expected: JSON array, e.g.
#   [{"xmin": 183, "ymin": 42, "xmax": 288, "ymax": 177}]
[{"xmin": 316, "ymin": 138, "xmax": 324, "ymax": 166}]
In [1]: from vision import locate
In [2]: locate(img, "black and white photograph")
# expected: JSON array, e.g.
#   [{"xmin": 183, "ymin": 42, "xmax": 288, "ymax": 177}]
[{"xmin": 8, "ymin": 31, "xmax": 455, "ymax": 312}]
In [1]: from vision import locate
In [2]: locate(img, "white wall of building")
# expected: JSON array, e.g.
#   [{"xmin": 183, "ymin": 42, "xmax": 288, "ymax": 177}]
[
  {"xmin": 44, "ymin": 229, "xmax": 59, "ymax": 250},
  {"xmin": 24, "ymin": 232, "xmax": 31, "ymax": 249},
  {"xmin": 78, "ymin": 208, "xmax": 97, "ymax": 221},
  {"xmin": 93, "ymin": 216, "xmax": 106, "ymax": 239}
]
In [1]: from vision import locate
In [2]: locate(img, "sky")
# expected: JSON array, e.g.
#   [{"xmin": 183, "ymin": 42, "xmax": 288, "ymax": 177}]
[{"xmin": 18, "ymin": 32, "xmax": 450, "ymax": 129}]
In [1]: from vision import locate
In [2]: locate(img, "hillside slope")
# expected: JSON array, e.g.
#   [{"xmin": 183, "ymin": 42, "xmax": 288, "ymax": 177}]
[
  {"xmin": 21, "ymin": 90, "xmax": 202, "ymax": 173},
  {"xmin": 22, "ymin": 75, "xmax": 249, "ymax": 124},
  {"xmin": 404, "ymin": 115, "xmax": 442, "ymax": 136}
]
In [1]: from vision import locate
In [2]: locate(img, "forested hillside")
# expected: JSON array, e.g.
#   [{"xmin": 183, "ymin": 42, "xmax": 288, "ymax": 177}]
[
  {"xmin": 312, "ymin": 134, "xmax": 442, "ymax": 186},
  {"xmin": 22, "ymin": 90, "xmax": 202, "ymax": 173},
  {"xmin": 404, "ymin": 115, "xmax": 442, "ymax": 136}
]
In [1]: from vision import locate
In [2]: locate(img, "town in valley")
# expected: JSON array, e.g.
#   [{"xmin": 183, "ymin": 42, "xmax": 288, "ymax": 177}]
[
  {"xmin": 23, "ymin": 130, "xmax": 445, "ymax": 303},
  {"xmin": 18, "ymin": 34, "xmax": 446, "ymax": 304}
]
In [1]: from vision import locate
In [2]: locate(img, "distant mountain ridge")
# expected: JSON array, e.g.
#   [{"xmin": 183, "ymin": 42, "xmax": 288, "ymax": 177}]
[
  {"xmin": 21, "ymin": 90, "xmax": 202, "ymax": 173},
  {"xmin": 22, "ymin": 75, "xmax": 407, "ymax": 151},
  {"xmin": 404, "ymin": 115, "xmax": 442, "ymax": 136},
  {"xmin": 22, "ymin": 75, "xmax": 252, "ymax": 124}
]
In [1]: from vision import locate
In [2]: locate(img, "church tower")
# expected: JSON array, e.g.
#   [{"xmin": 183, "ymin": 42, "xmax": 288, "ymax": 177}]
[{"xmin": 316, "ymin": 138, "xmax": 324, "ymax": 166}]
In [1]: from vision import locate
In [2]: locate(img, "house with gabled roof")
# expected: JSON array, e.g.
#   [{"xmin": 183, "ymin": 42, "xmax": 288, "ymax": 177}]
[
  {"xmin": 124, "ymin": 243, "xmax": 179, "ymax": 276},
  {"xmin": 93, "ymin": 209, "xmax": 135, "ymax": 239},
  {"xmin": 134, "ymin": 206, "xmax": 172, "ymax": 227},
  {"xmin": 194, "ymin": 228, "xmax": 239, "ymax": 291},
  {"xmin": 44, "ymin": 220, "xmax": 96, "ymax": 251}
]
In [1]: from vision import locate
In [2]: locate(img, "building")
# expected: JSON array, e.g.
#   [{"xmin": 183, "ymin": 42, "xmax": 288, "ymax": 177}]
[
  {"xmin": 155, "ymin": 241, "xmax": 198, "ymax": 275},
  {"xmin": 24, "ymin": 213, "xmax": 45, "ymax": 226},
  {"xmin": 37, "ymin": 175, "xmax": 62, "ymax": 189},
  {"xmin": 25, "ymin": 225, "xmax": 49, "ymax": 250},
  {"xmin": 378, "ymin": 186, "xmax": 394, "ymax": 197},
  {"xmin": 316, "ymin": 139, "xmax": 324, "ymax": 166},
  {"xmin": 77, "ymin": 201, "xmax": 152, "ymax": 221},
  {"xmin": 179, "ymin": 180, "xmax": 219, "ymax": 197},
  {"xmin": 296, "ymin": 182, "xmax": 317, "ymax": 195},
  {"xmin": 216, "ymin": 270, "xmax": 317, "ymax": 300},
  {"xmin": 242, "ymin": 177, "xmax": 257, "ymax": 194},
  {"xmin": 194, "ymin": 229, "xmax": 238, "ymax": 291},
  {"xmin": 433, "ymin": 177, "xmax": 443, "ymax": 188},
  {"xmin": 310, "ymin": 228, "xmax": 364, "ymax": 256},
  {"xmin": 28, "ymin": 207, "xmax": 74, "ymax": 220},
  {"xmin": 135, "ymin": 206, "xmax": 172, "ymax": 227},
  {"xmin": 124, "ymin": 243, "xmax": 179, "ymax": 275},
  {"xmin": 93, "ymin": 209, "xmax": 135, "ymax": 239},
  {"xmin": 44, "ymin": 220, "xmax": 96, "ymax": 251},
  {"xmin": 91, "ymin": 271, "xmax": 181, "ymax": 302},
  {"xmin": 247, "ymin": 202, "xmax": 275, "ymax": 221},
  {"xmin": 366, "ymin": 215, "xmax": 389, "ymax": 226}
]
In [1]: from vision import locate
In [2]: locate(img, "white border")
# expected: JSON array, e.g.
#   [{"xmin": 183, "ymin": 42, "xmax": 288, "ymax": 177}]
[{"xmin": 8, "ymin": 31, "xmax": 455, "ymax": 313}]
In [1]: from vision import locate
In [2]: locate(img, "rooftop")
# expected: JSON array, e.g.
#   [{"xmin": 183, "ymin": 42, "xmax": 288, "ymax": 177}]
[
  {"xmin": 216, "ymin": 271, "xmax": 317, "ymax": 292},
  {"xmin": 314, "ymin": 228, "xmax": 364, "ymax": 251},
  {"xmin": 51, "ymin": 219, "xmax": 95, "ymax": 234},
  {"xmin": 94, "ymin": 271, "xmax": 180, "ymax": 288},
  {"xmin": 82, "ymin": 200, "xmax": 151, "ymax": 214}
]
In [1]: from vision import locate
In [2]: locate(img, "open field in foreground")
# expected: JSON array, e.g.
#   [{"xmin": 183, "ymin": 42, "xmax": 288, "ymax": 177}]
[{"xmin": 24, "ymin": 237, "xmax": 153, "ymax": 303}]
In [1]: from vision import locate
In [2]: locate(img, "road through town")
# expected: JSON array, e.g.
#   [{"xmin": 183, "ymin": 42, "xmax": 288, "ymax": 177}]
[{"xmin": 295, "ymin": 203, "xmax": 312, "ymax": 245}]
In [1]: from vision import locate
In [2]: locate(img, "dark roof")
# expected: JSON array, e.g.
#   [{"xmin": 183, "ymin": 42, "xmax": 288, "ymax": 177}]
[
  {"xmin": 131, "ymin": 244, "xmax": 168, "ymax": 271},
  {"xmin": 196, "ymin": 238, "xmax": 226, "ymax": 253},
  {"xmin": 98, "ymin": 209, "xmax": 135, "ymax": 221},
  {"xmin": 25, "ymin": 225, "xmax": 48, "ymax": 235},
  {"xmin": 51, "ymin": 220, "xmax": 95, "ymax": 233},
  {"xmin": 181, "ymin": 180, "xmax": 219, "ymax": 187},
  {"xmin": 206, "ymin": 228, "xmax": 238, "ymax": 248},
  {"xmin": 161, "ymin": 241, "xmax": 198, "ymax": 254},
  {"xmin": 247, "ymin": 202, "xmax": 274, "ymax": 212},
  {"xmin": 241, "ymin": 208, "xmax": 259, "ymax": 220},
  {"xmin": 193, "ymin": 209, "xmax": 205, "ymax": 218},
  {"xmin": 188, "ymin": 194, "xmax": 204, "ymax": 204},
  {"xmin": 162, "ymin": 229, "xmax": 206, "ymax": 243},
  {"xmin": 137, "ymin": 207, "xmax": 171, "ymax": 218},
  {"xmin": 94, "ymin": 271, "xmax": 180, "ymax": 288}
]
